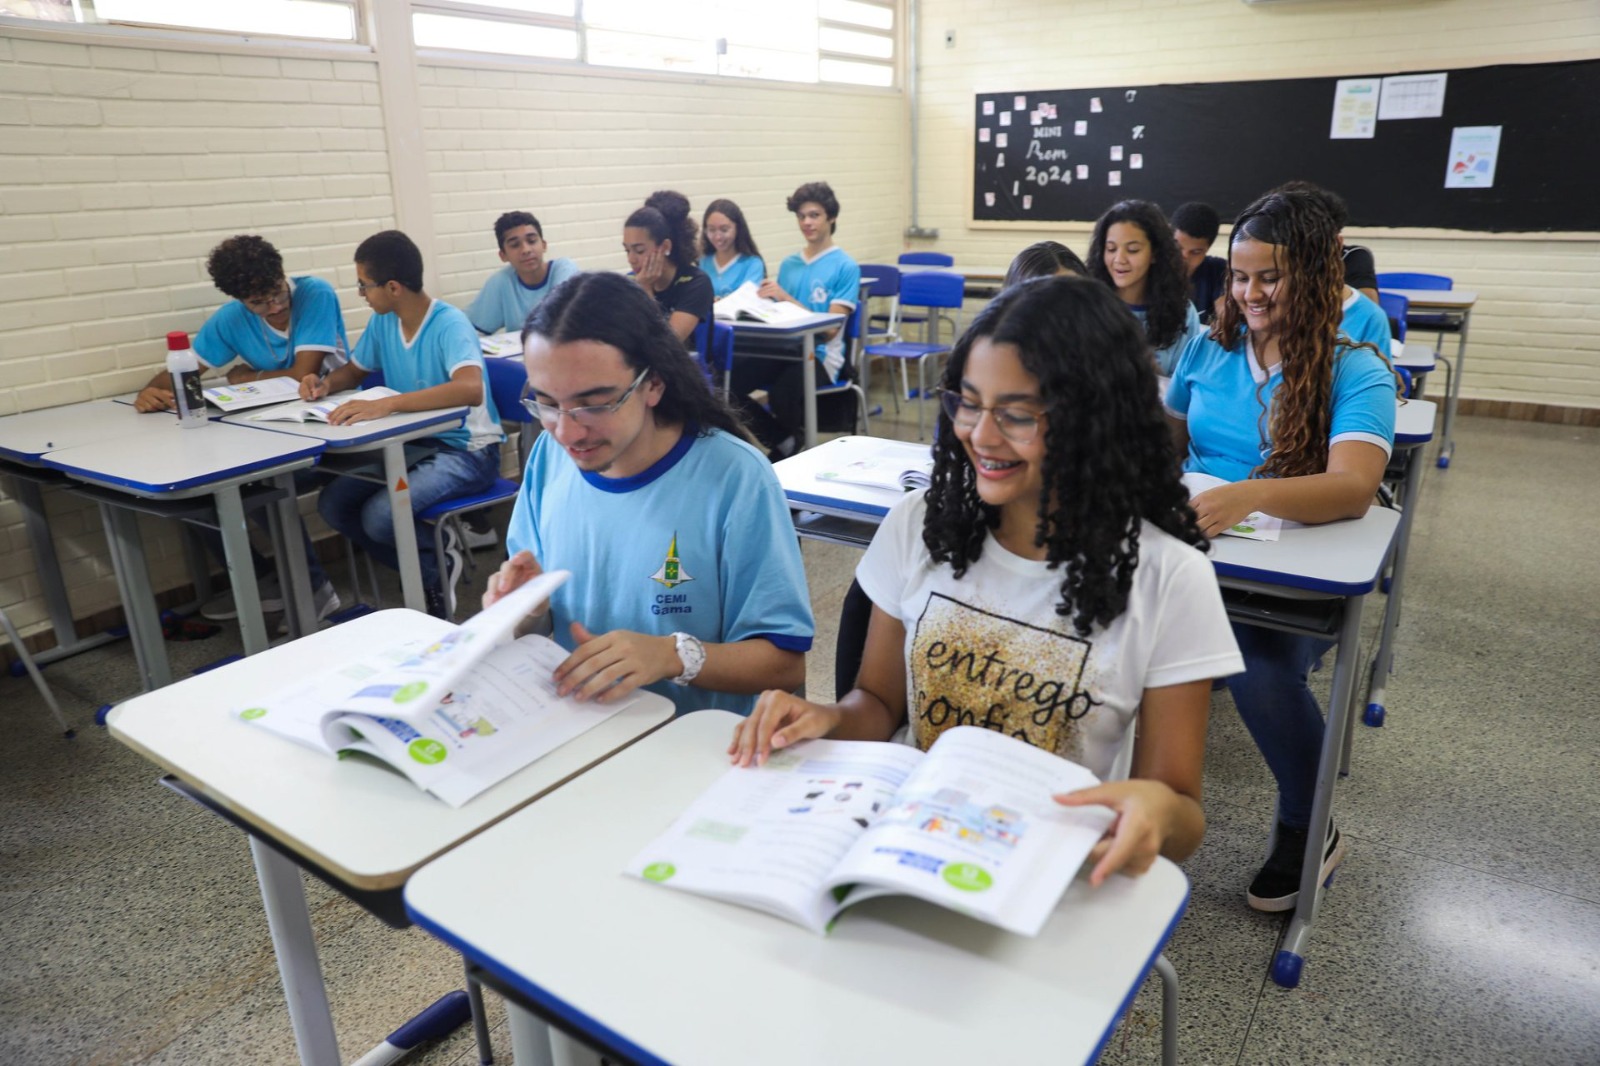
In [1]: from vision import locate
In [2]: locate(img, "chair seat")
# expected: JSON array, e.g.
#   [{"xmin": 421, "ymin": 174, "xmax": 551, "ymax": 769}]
[
  {"xmin": 417, "ymin": 477, "xmax": 520, "ymax": 523},
  {"xmin": 866, "ymin": 341, "xmax": 949, "ymax": 359}
]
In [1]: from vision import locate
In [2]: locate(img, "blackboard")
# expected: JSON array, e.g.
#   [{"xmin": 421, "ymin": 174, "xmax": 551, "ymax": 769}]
[{"xmin": 971, "ymin": 58, "xmax": 1600, "ymax": 233}]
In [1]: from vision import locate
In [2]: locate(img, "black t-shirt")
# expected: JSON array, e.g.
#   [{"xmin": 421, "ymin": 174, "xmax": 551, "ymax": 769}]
[
  {"xmin": 1189, "ymin": 255, "xmax": 1228, "ymax": 324},
  {"xmin": 654, "ymin": 265, "xmax": 714, "ymax": 335},
  {"xmin": 1343, "ymin": 244, "xmax": 1378, "ymax": 294}
]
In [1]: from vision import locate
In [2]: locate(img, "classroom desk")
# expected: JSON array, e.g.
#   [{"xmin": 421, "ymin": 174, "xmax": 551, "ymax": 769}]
[
  {"xmin": 1382, "ymin": 287, "xmax": 1476, "ymax": 469},
  {"xmin": 224, "ymin": 404, "xmax": 466, "ymax": 613},
  {"xmin": 900, "ymin": 263, "xmax": 1011, "ymax": 299},
  {"xmin": 405, "ymin": 710, "xmax": 1190, "ymax": 1066},
  {"xmin": 775, "ymin": 435, "xmax": 1402, "ymax": 990},
  {"xmin": 39, "ymin": 418, "xmax": 324, "ymax": 690},
  {"xmin": 107, "ymin": 608, "xmax": 675, "ymax": 1066},
  {"xmin": 726, "ymin": 311, "xmax": 847, "ymax": 451}
]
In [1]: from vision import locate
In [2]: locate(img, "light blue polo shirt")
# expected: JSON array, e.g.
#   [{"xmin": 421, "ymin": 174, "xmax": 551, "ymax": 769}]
[
  {"xmin": 1165, "ymin": 329, "xmax": 1395, "ymax": 484},
  {"xmin": 776, "ymin": 246, "xmax": 861, "ymax": 381},
  {"xmin": 699, "ymin": 254, "xmax": 765, "ymax": 298},
  {"xmin": 1341, "ymin": 288, "xmax": 1393, "ymax": 353},
  {"xmin": 193, "ymin": 275, "xmax": 348, "ymax": 374},
  {"xmin": 465, "ymin": 259, "xmax": 579, "ymax": 335},
  {"xmin": 1130, "ymin": 300, "xmax": 1204, "ymax": 376},
  {"xmin": 350, "ymin": 300, "xmax": 504, "ymax": 452}
]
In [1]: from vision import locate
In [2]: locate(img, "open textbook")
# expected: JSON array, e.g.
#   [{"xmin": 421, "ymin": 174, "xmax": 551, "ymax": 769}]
[
  {"xmin": 712, "ymin": 281, "xmax": 817, "ymax": 326},
  {"xmin": 815, "ymin": 438, "xmax": 934, "ymax": 492},
  {"xmin": 626, "ymin": 727, "xmax": 1115, "ymax": 937},
  {"xmin": 1182, "ymin": 471, "xmax": 1302, "ymax": 542},
  {"xmin": 233, "ymin": 571, "xmax": 636, "ymax": 806},
  {"xmin": 479, "ymin": 331, "xmax": 524, "ymax": 358},
  {"xmin": 202, "ymin": 377, "xmax": 303, "ymax": 412},
  {"xmin": 245, "ymin": 386, "xmax": 400, "ymax": 424}
]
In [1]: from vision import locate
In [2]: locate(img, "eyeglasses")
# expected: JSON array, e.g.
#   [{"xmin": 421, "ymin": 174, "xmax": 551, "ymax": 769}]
[
  {"xmin": 244, "ymin": 282, "xmax": 291, "ymax": 314},
  {"xmin": 521, "ymin": 368, "xmax": 651, "ymax": 428},
  {"xmin": 935, "ymin": 389, "xmax": 1048, "ymax": 445},
  {"xmin": 354, "ymin": 279, "xmax": 385, "ymax": 293}
]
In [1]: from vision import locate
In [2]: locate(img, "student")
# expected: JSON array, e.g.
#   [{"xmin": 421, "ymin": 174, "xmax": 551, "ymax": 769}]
[
  {"xmin": 1002, "ymin": 239, "xmax": 1087, "ymax": 287},
  {"xmin": 732, "ymin": 180, "xmax": 862, "ymax": 459},
  {"xmin": 304, "ymin": 230, "xmax": 504, "ymax": 619},
  {"xmin": 731, "ymin": 276, "xmax": 1244, "ymax": 885},
  {"xmin": 1087, "ymin": 200, "xmax": 1202, "ymax": 376},
  {"xmin": 698, "ymin": 198, "xmax": 766, "ymax": 298},
  {"xmin": 482, "ymin": 271, "xmax": 813, "ymax": 716},
  {"xmin": 465, "ymin": 211, "xmax": 579, "ymax": 335},
  {"xmin": 1165, "ymin": 189, "xmax": 1396, "ymax": 912},
  {"xmin": 1273, "ymin": 181, "xmax": 1388, "ymax": 345},
  {"xmin": 624, "ymin": 190, "xmax": 713, "ymax": 346},
  {"xmin": 133, "ymin": 234, "xmax": 343, "ymax": 624},
  {"xmin": 1171, "ymin": 202, "xmax": 1229, "ymax": 325}
]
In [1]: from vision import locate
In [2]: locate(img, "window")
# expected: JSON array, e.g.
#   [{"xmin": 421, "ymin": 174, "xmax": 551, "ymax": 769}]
[{"xmin": 3, "ymin": 0, "xmax": 359, "ymax": 41}]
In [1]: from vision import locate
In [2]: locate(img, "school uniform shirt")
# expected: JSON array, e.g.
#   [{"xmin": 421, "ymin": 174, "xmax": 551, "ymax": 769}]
[
  {"xmin": 1189, "ymin": 255, "xmax": 1228, "ymax": 324},
  {"xmin": 1164, "ymin": 329, "xmax": 1396, "ymax": 485},
  {"xmin": 465, "ymin": 259, "xmax": 579, "ymax": 335},
  {"xmin": 776, "ymin": 246, "xmax": 862, "ymax": 382},
  {"xmin": 349, "ymin": 299, "xmax": 504, "ymax": 453},
  {"xmin": 856, "ymin": 491, "xmax": 1242, "ymax": 781},
  {"xmin": 193, "ymin": 275, "xmax": 349, "ymax": 374},
  {"xmin": 652, "ymin": 265, "xmax": 715, "ymax": 334},
  {"xmin": 1341, "ymin": 288, "xmax": 1393, "ymax": 351},
  {"xmin": 505, "ymin": 426, "xmax": 815, "ymax": 716},
  {"xmin": 699, "ymin": 254, "xmax": 765, "ymax": 298},
  {"xmin": 1131, "ymin": 300, "xmax": 1204, "ymax": 377}
]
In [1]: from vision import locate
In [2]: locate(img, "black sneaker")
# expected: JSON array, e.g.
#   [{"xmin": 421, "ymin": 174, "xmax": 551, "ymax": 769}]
[
  {"xmin": 424, "ymin": 587, "xmax": 448, "ymax": 620},
  {"xmin": 1247, "ymin": 823, "xmax": 1347, "ymax": 913}
]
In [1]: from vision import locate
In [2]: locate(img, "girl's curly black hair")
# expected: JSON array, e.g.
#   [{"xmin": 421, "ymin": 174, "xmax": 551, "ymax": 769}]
[
  {"xmin": 1086, "ymin": 199, "xmax": 1191, "ymax": 353},
  {"xmin": 922, "ymin": 274, "xmax": 1207, "ymax": 637}
]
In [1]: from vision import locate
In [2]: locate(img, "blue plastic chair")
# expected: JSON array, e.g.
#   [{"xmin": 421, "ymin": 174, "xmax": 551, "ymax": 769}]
[
  {"xmin": 859, "ymin": 264, "xmax": 903, "ymax": 342},
  {"xmin": 1377, "ymin": 273, "xmax": 1455, "ymax": 411},
  {"xmin": 416, "ymin": 357, "xmax": 533, "ymax": 618},
  {"xmin": 898, "ymin": 252, "xmax": 954, "ymax": 267},
  {"xmin": 690, "ymin": 320, "xmax": 736, "ymax": 395},
  {"xmin": 1377, "ymin": 292, "xmax": 1408, "ymax": 343},
  {"xmin": 814, "ymin": 298, "xmax": 871, "ymax": 436},
  {"xmin": 864, "ymin": 271, "xmax": 966, "ymax": 438}
]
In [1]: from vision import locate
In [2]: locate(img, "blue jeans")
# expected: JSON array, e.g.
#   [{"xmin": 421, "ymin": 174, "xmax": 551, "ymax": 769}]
[
  {"xmin": 1225, "ymin": 622, "xmax": 1336, "ymax": 831},
  {"xmin": 317, "ymin": 443, "xmax": 499, "ymax": 589}
]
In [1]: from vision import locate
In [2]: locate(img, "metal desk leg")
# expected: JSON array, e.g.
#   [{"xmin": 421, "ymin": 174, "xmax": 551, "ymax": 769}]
[
  {"xmin": 249, "ymin": 837, "xmax": 341, "ymax": 1066},
  {"xmin": 1272, "ymin": 591, "xmax": 1365, "ymax": 989},
  {"xmin": 801, "ymin": 331, "xmax": 819, "ymax": 451},
  {"xmin": 1436, "ymin": 312, "xmax": 1470, "ymax": 469},
  {"xmin": 11, "ymin": 478, "xmax": 120, "ymax": 666},
  {"xmin": 100, "ymin": 501, "xmax": 171, "ymax": 690},
  {"xmin": 214, "ymin": 486, "xmax": 269, "ymax": 657},
  {"xmin": 1154, "ymin": 953, "xmax": 1179, "ymax": 1066},
  {"xmin": 1364, "ymin": 447, "xmax": 1425, "ymax": 732},
  {"xmin": 270, "ymin": 472, "xmax": 317, "ymax": 639},
  {"xmin": 505, "ymin": 1002, "xmax": 557, "ymax": 1066},
  {"xmin": 382, "ymin": 441, "xmax": 427, "ymax": 613}
]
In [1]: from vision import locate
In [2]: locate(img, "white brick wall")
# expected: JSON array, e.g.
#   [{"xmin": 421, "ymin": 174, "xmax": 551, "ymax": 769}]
[
  {"xmin": 0, "ymin": 24, "xmax": 908, "ymax": 647},
  {"xmin": 915, "ymin": 0, "xmax": 1600, "ymax": 408}
]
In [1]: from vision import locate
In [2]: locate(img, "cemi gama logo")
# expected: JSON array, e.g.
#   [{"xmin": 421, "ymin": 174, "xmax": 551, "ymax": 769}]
[{"xmin": 649, "ymin": 533, "xmax": 695, "ymax": 590}]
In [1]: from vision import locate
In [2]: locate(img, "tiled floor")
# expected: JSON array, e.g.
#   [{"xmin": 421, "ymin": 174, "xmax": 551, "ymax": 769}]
[{"xmin": 2, "ymin": 396, "xmax": 1597, "ymax": 1065}]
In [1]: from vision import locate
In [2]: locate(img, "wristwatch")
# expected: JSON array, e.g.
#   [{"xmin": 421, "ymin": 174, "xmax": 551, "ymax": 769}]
[{"xmin": 670, "ymin": 632, "xmax": 706, "ymax": 686}]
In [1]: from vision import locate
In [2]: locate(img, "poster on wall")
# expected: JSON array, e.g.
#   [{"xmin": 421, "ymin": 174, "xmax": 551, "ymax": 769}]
[
  {"xmin": 1329, "ymin": 78, "xmax": 1379, "ymax": 139},
  {"xmin": 1444, "ymin": 125, "xmax": 1501, "ymax": 188}
]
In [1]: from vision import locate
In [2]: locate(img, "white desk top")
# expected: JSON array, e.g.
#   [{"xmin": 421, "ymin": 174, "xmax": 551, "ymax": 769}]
[
  {"xmin": 0, "ymin": 399, "xmax": 182, "ymax": 464},
  {"xmin": 1208, "ymin": 506, "xmax": 1399, "ymax": 597},
  {"xmin": 724, "ymin": 311, "xmax": 845, "ymax": 336},
  {"xmin": 222, "ymin": 405, "xmax": 466, "ymax": 450},
  {"xmin": 41, "ymin": 420, "xmax": 324, "ymax": 496},
  {"xmin": 776, "ymin": 434, "xmax": 928, "ymax": 519},
  {"xmin": 109, "ymin": 609, "xmax": 675, "ymax": 889},
  {"xmin": 1395, "ymin": 399, "xmax": 1436, "ymax": 445},
  {"xmin": 1394, "ymin": 340, "xmax": 1439, "ymax": 371},
  {"xmin": 405, "ymin": 711, "xmax": 1188, "ymax": 1066},
  {"xmin": 1383, "ymin": 287, "xmax": 1477, "ymax": 309}
]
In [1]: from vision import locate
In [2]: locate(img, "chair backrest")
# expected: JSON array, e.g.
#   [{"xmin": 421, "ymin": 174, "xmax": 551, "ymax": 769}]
[
  {"xmin": 858, "ymin": 264, "xmax": 901, "ymax": 297},
  {"xmin": 899, "ymin": 251, "xmax": 954, "ymax": 267},
  {"xmin": 899, "ymin": 270, "xmax": 966, "ymax": 310},
  {"xmin": 1377, "ymin": 292, "xmax": 1408, "ymax": 342},
  {"xmin": 1376, "ymin": 272, "xmax": 1452, "ymax": 291},
  {"xmin": 484, "ymin": 356, "xmax": 532, "ymax": 424},
  {"xmin": 709, "ymin": 321, "xmax": 736, "ymax": 374}
]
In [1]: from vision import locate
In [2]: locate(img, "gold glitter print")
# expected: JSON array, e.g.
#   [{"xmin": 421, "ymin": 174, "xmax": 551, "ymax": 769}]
[{"xmin": 908, "ymin": 592, "xmax": 1102, "ymax": 760}]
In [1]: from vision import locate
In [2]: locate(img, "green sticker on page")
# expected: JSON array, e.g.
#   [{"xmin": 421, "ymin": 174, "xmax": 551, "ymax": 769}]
[
  {"xmin": 642, "ymin": 862, "xmax": 677, "ymax": 882},
  {"xmin": 392, "ymin": 681, "xmax": 428, "ymax": 704},
  {"xmin": 408, "ymin": 738, "xmax": 448, "ymax": 765},
  {"xmin": 941, "ymin": 862, "xmax": 993, "ymax": 892},
  {"xmin": 240, "ymin": 707, "xmax": 267, "ymax": 720},
  {"xmin": 1233, "ymin": 523, "xmax": 1256, "ymax": 534}
]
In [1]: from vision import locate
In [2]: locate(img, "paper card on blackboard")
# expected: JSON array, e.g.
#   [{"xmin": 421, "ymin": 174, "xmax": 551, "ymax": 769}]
[
  {"xmin": 996, "ymin": 153, "xmax": 1005, "ymax": 167},
  {"xmin": 1077, "ymin": 164, "xmax": 1089, "ymax": 179},
  {"xmin": 985, "ymin": 192, "xmax": 996, "ymax": 207},
  {"xmin": 1110, "ymin": 145, "xmax": 1124, "ymax": 161},
  {"xmin": 1014, "ymin": 95, "xmax": 1027, "ymax": 110},
  {"xmin": 983, "ymin": 100, "xmax": 994, "ymax": 116},
  {"xmin": 1075, "ymin": 120, "xmax": 1088, "ymax": 135},
  {"xmin": 979, "ymin": 127, "xmax": 990, "ymax": 143},
  {"xmin": 1109, "ymin": 171, "xmax": 1122, "ymax": 186},
  {"xmin": 1041, "ymin": 102, "xmax": 1057, "ymax": 120},
  {"xmin": 1090, "ymin": 97, "xmax": 1102, "ymax": 113},
  {"xmin": 1000, "ymin": 112, "xmax": 1011, "ymax": 126},
  {"xmin": 1023, "ymin": 195, "xmax": 1033, "ymax": 210},
  {"xmin": 1012, "ymin": 181, "xmax": 1019, "ymax": 196},
  {"xmin": 1031, "ymin": 111, "xmax": 1043, "ymax": 126},
  {"xmin": 999, "ymin": 133, "xmax": 1010, "ymax": 149},
  {"xmin": 1130, "ymin": 154, "xmax": 1143, "ymax": 169}
]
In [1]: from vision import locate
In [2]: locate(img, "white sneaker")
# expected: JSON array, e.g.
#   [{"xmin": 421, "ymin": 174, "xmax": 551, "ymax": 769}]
[
  {"xmin": 201, "ymin": 578, "xmax": 284, "ymax": 621},
  {"xmin": 462, "ymin": 525, "xmax": 498, "ymax": 551},
  {"xmin": 276, "ymin": 581, "xmax": 342, "ymax": 635}
]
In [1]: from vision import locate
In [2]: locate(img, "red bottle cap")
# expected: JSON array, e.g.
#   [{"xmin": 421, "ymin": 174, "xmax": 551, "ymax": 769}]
[{"xmin": 166, "ymin": 331, "xmax": 191, "ymax": 350}]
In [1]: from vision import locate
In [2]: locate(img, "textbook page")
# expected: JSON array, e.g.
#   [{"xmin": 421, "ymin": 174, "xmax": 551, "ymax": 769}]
[
  {"xmin": 815, "ymin": 439, "xmax": 934, "ymax": 492},
  {"xmin": 712, "ymin": 281, "xmax": 815, "ymax": 325},
  {"xmin": 246, "ymin": 386, "xmax": 399, "ymax": 424},
  {"xmin": 203, "ymin": 377, "xmax": 302, "ymax": 411},
  {"xmin": 479, "ymin": 331, "xmax": 523, "ymax": 358},
  {"xmin": 1181, "ymin": 471, "xmax": 1294, "ymax": 542},
  {"xmin": 825, "ymin": 727, "xmax": 1111, "ymax": 937},
  {"xmin": 624, "ymin": 740, "xmax": 925, "ymax": 932}
]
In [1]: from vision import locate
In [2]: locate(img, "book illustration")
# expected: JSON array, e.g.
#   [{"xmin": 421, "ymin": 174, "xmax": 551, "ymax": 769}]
[
  {"xmin": 784, "ymin": 775, "xmax": 894, "ymax": 829},
  {"xmin": 479, "ymin": 331, "xmax": 524, "ymax": 358},
  {"xmin": 890, "ymin": 786, "xmax": 1027, "ymax": 857},
  {"xmin": 204, "ymin": 377, "xmax": 302, "ymax": 410}
]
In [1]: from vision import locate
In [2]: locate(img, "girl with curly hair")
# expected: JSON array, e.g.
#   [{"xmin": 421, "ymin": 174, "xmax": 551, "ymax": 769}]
[
  {"xmin": 731, "ymin": 275, "xmax": 1244, "ymax": 885},
  {"xmin": 624, "ymin": 189, "xmax": 713, "ymax": 345},
  {"xmin": 1164, "ymin": 189, "xmax": 1397, "ymax": 912},
  {"xmin": 1088, "ymin": 200, "xmax": 1202, "ymax": 376}
]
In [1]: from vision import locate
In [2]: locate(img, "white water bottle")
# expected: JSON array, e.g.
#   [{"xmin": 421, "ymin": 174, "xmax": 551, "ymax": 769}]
[{"xmin": 166, "ymin": 331, "xmax": 207, "ymax": 428}]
